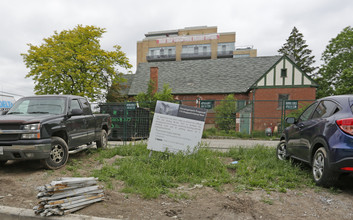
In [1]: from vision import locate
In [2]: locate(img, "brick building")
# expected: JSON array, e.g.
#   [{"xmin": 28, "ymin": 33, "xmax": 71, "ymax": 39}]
[
  {"xmin": 123, "ymin": 26, "xmax": 317, "ymax": 134},
  {"xmin": 127, "ymin": 55, "xmax": 317, "ymax": 134}
]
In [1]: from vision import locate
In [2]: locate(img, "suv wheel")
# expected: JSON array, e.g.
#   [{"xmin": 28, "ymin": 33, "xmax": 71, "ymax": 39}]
[
  {"xmin": 42, "ymin": 137, "xmax": 69, "ymax": 170},
  {"xmin": 277, "ymin": 140, "xmax": 288, "ymax": 160},
  {"xmin": 312, "ymin": 147, "xmax": 338, "ymax": 187}
]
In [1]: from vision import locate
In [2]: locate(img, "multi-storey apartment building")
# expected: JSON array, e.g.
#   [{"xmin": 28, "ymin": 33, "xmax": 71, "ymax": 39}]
[{"xmin": 136, "ymin": 26, "xmax": 257, "ymax": 65}]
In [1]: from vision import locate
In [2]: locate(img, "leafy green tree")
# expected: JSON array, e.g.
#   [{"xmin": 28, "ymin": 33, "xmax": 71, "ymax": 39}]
[
  {"xmin": 316, "ymin": 26, "xmax": 353, "ymax": 98},
  {"xmin": 135, "ymin": 80, "xmax": 174, "ymax": 109},
  {"xmin": 214, "ymin": 94, "xmax": 236, "ymax": 132},
  {"xmin": 22, "ymin": 25, "xmax": 132, "ymax": 102},
  {"xmin": 278, "ymin": 27, "xmax": 317, "ymax": 76}
]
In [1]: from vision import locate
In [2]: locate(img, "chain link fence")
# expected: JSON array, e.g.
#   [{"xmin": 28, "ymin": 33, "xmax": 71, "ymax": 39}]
[{"xmin": 94, "ymin": 99, "xmax": 315, "ymax": 141}]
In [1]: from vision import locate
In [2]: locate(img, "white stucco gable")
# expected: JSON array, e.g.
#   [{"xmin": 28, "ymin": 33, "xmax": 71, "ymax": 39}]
[{"xmin": 253, "ymin": 56, "xmax": 317, "ymax": 88}]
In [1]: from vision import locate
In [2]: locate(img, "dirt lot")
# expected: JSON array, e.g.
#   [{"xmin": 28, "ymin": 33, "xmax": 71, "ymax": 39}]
[{"xmin": 1, "ymin": 152, "xmax": 353, "ymax": 220}]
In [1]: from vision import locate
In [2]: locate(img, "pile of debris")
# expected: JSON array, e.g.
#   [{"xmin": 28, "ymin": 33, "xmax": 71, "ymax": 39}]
[{"xmin": 33, "ymin": 177, "xmax": 104, "ymax": 217}]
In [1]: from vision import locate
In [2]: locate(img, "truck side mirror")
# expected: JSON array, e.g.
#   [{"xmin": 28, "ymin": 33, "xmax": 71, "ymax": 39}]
[{"xmin": 68, "ymin": 108, "xmax": 83, "ymax": 117}]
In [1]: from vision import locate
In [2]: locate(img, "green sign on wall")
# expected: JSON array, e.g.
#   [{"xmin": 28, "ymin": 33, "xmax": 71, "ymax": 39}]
[
  {"xmin": 200, "ymin": 100, "xmax": 214, "ymax": 109},
  {"xmin": 285, "ymin": 100, "xmax": 298, "ymax": 110}
]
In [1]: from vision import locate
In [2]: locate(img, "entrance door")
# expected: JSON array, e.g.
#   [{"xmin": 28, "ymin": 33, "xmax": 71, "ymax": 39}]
[{"xmin": 239, "ymin": 113, "xmax": 251, "ymax": 135}]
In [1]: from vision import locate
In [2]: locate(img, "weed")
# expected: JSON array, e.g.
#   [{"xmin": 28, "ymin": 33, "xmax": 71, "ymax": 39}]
[{"xmin": 261, "ymin": 198, "xmax": 274, "ymax": 205}]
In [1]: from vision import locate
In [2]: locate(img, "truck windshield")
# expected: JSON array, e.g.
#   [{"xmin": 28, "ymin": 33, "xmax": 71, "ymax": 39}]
[{"xmin": 7, "ymin": 97, "xmax": 66, "ymax": 115}]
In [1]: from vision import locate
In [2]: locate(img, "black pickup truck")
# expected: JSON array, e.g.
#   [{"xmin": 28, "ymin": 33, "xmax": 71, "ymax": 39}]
[{"xmin": 0, "ymin": 95, "xmax": 111, "ymax": 169}]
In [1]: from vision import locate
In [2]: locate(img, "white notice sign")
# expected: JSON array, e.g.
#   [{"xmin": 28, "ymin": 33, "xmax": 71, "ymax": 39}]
[{"xmin": 148, "ymin": 101, "xmax": 207, "ymax": 153}]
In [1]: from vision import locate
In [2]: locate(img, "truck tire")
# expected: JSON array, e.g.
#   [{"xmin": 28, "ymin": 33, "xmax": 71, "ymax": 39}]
[
  {"xmin": 42, "ymin": 137, "xmax": 69, "ymax": 170},
  {"xmin": 96, "ymin": 129, "xmax": 108, "ymax": 149},
  {"xmin": 0, "ymin": 160, "xmax": 7, "ymax": 166}
]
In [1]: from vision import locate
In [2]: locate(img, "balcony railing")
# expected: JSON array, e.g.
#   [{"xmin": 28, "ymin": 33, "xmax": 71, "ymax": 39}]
[
  {"xmin": 181, "ymin": 52, "xmax": 212, "ymax": 60},
  {"xmin": 217, "ymin": 50, "xmax": 234, "ymax": 58},
  {"xmin": 146, "ymin": 54, "xmax": 176, "ymax": 62}
]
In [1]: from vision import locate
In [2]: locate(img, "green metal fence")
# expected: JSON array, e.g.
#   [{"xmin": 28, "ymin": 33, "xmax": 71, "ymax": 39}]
[{"xmin": 96, "ymin": 99, "xmax": 315, "ymax": 140}]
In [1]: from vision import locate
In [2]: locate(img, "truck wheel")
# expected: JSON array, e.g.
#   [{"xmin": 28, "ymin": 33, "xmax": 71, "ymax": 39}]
[
  {"xmin": 96, "ymin": 129, "xmax": 108, "ymax": 149},
  {"xmin": 0, "ymin": 160, "xmax": 7, "ymax": 166},
  {"xmin": 42, "ymin": 137, "xmax": 69, "ymax": 170}
]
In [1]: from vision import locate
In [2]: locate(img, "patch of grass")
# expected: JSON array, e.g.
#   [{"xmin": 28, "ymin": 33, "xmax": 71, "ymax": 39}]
[
  {"xmin": 92, "ymin": 143, "xmax": 231, "ymax": 199},
  {"xmin": 92, "ymin": 165, "xmax": 119, "ymax": 189},
  {"xmin": 202, "ymin": 128, "xmax": 279, "ymax": 140},
  {"xmin": 226, "ymin": 146, "xmax": 315, "ymax": 192},
  {"xmin": 90, "ymin": 143, "xmax": 316, "ymax": 199},
  {"xmin": 65, "ymin": 158, "xmax": 82, "ymax": 177},
  {"xmin": 261, "ymin": 197, "xmax": 274, "ymax": 205}
]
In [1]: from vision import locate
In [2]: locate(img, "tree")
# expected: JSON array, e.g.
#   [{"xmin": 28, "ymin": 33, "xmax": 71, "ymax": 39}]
[
  {"xmin": 21, "ymin": 25, "xmax": 132, "ymax": 102},
  {"xmin": 278, "ymin": 27, "xmax": 317, "ymax": 76},
  {"xmin": 214, "ymin": 94, "xmax": 236, "ymax": 132},
  {"xmin": 135, "ymin": 80, "xmax": 174, "ymax": 110},
  {"xmin": 316, "ymin": 26, "xmax": 353, "ymax": 98},
  {"xmin": 105, "ymin": 76, "xmax": 130, "ymax": 102}
]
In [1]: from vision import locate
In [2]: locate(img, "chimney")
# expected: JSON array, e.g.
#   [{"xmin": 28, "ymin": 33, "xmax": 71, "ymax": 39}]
[{"xmin": 150, "ymin": 67, "xmax": 158, "ymax": 94}]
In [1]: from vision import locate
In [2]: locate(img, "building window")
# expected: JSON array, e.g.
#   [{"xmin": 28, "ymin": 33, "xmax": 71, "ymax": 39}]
[
  {"xmin": 203, "ymin": 46, "xmax": 207, "ymax": 54},
  {"xmin": 148, "ymin": 46, "xmax": 176, "ymax": 59},
  {"xmin": 182, "ymin": 44, "xmax": 210, "ymax": 54},
  {"xmin": 281, "ymin": 68, "xmax": 287, "ymax": 77},
  {"xmin": 222, "ymin": 45, "xmax": 226, "ymax": 53},
  {"xmin": 233, "ymin": 54, "xmax": 250, "ymax": 58},
  {"xmin": 217, "ymin": 42, "xmax": 235, "ymax": 53},
  {"xmin": 278, "ymin": 94, "xmax": 289, "ymax": 108},
  {"xmin": 194, "ymin": 46, "xmax": 199, "ymax": 54}
]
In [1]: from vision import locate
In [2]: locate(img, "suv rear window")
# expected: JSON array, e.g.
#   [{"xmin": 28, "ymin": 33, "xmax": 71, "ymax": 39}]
[{"xmin": 312, "ymin": 100, "xmax": 340, "ymax": 119}]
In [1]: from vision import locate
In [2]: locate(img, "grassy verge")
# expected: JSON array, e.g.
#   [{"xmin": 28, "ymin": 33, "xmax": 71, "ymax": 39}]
[
  {"xmin": 226, "ymin": 146, "xmax": 315, "ymax": 192},
  {"xmin": 202, "ymin": 128, "xmax": 279, "ymax": 140},
  {"xmin": 89, "ymin": 143, "xmax": 314, "ymax": 199}
]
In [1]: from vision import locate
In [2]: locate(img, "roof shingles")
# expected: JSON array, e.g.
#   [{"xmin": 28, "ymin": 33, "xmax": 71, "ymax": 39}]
[{"xmin": 128, "ymin": 56, "xmax": 282, "ymax": 95}]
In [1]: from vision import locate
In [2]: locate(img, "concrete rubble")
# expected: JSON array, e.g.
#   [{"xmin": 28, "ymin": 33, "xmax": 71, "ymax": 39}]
[{"xmin": 33, "ymin": 177, "xmax": 104, "ymax": 217}]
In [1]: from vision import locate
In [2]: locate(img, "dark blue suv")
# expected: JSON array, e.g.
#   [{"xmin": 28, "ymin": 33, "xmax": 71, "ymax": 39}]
[{"xmin": 277, "ymin": 95, "xmax": 353, "ymax": 186}]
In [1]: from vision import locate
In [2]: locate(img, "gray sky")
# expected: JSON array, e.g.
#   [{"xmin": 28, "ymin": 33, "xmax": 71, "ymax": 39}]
[{"xmin": 0, "ymin": 0, "xmax": 352, "ymax": 99}]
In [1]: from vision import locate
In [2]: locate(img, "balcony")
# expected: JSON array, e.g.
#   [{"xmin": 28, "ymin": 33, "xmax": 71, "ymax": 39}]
[
  {"xmin": 146, "ymin": 54, "xmax": 176, "ymax": 62},
  {"xmin": 217, "ymin": 50, "xmax": 234, "ymax": 58},
  {"xmin": 181, "ymin": 52, "xmax": 211, "ymax": 60}
]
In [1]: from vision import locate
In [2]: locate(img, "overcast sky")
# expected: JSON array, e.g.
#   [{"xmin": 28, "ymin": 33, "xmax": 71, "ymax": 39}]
[{"xmin": 0, "ymin": 0, "xmax": 352, "ymax": 99}]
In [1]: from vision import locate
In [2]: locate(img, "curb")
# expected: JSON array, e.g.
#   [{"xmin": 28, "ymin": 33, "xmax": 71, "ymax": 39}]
[{"xmin": 0, "ymin": 205, "xmax": 120, "ymax": 220}]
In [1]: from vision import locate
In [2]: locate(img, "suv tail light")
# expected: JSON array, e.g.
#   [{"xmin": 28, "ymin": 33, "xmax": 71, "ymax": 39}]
[{"xmin": 336, "ymin": 118, "xmax": 353, "ymax": 135}]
